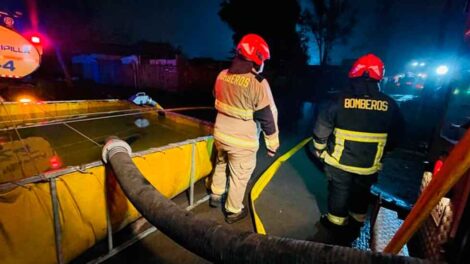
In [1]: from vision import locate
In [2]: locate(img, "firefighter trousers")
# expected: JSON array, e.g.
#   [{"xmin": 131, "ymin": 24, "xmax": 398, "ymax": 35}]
[
  {"xmin": 324, "ymin": 164, "xmax": 378, "ymax": 225},
  {"xmin": 211, "ymin": 141, "xmax": 257, "ymax": 214}
]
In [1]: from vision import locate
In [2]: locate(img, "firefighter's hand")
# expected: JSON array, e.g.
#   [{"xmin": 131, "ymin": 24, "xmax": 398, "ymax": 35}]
[
  {"xmin": 267, "ymin": 149, "xmax": 277, "ymax": 157},
  {"xmin": 313, "ymin": 149, "xmax": 324, "ymax": 159}
]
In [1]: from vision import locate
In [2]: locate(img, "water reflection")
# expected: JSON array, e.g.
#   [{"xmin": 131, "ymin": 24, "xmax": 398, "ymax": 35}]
[
  {"xmin": 134, "ymin": 118, "xmax": 150, "ymax": 128},
  {"xmin": 1, "ymin": 112, "xmax": 211, "ymax": 182}
]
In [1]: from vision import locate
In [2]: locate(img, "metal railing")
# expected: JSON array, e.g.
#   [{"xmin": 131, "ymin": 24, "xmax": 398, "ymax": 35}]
[{"xmin": 0, "ymin": 135, "xmax": 214, "ymax": 264}]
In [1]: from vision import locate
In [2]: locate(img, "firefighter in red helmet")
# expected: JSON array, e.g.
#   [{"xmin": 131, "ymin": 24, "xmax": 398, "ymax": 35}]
[
  {"xmin": 210, "ymin": 34, "xmax": 279, "ymax": 223},
  {"xmin": 312, "ymin": 54, "xmax": 404, "ymax": 245}
]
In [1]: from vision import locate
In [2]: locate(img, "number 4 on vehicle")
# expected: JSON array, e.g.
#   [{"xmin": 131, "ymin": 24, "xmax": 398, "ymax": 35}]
[{"xmin": 2, "ymin": 60, "xmax": 16, "ymax": 72}]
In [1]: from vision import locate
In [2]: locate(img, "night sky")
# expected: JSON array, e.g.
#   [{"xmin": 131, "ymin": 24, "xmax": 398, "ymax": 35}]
[
  {"xmin": 301, "ymin": 0, "xmax": 467, "ymax": 68},
  {"xmin": 4, "ymin": 0, "xmax": 468, "ymax": 69},
  {"xmin": 90, "ymin": 0, "xmax": 234, "ymax": 60},
  {"xmin": 91, "ymin": 0, "xmax": 467, "ymax": 69}
]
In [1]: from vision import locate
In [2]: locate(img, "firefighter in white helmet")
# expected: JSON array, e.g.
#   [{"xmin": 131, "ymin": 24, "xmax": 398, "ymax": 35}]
[{"xmin": 210, "ymin": 34, "xmax": 279, "ymax": 223}]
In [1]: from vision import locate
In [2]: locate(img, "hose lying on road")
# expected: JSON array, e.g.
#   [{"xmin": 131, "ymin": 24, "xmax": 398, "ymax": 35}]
[{"xmin": 101, "ymin": 137, "xmax": 425, "ymax": 264}]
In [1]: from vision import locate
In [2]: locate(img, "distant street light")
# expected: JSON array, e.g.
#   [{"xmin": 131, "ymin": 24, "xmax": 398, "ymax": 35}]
[
  {"xmin": 411, "ymin": 61, "xmax": 419, "ymax": 67},
  {"xmin": 419, "ymin": 62, "xmax": 426, "ymax": 67},
  {"xmin": 436, "ymin": 65, "xmax": 449, "ymax": 75}
]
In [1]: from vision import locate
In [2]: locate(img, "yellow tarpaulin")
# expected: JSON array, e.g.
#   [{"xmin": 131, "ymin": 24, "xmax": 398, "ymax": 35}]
[
  {"xmin": 0, "ymin": 139, "xmax": 214, "ymax": 264},
  {"xmin": 0, "ymin": 100, "xmax": 135, "ymax": 128}
]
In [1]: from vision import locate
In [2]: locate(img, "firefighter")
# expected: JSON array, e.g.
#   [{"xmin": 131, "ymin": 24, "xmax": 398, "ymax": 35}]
[
  {"xmin": 312, "ymin": 54, "xmax": 404, "ymax": 243},
  {"xmin": 210, "ymin": 34, "xmax": 279, "ymax": 224}
]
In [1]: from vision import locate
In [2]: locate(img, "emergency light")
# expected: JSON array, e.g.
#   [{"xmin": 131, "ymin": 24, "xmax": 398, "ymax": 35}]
[{"xmin": 31, "ymin": 36, "xmax": 41, "ymax": 44}]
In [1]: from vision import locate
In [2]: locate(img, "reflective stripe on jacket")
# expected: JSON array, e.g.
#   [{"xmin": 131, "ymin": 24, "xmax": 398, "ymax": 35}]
[
  {"xmin": 313, "ymin": 79, "xmax": 404, "ymax": 175},
  {"xmin": 214, "ymin": 69, "xmax": 279, "ymax": 151},
  {"xmin": 322, "ymin": 128, "xmax": 388, "ymax": 175}
]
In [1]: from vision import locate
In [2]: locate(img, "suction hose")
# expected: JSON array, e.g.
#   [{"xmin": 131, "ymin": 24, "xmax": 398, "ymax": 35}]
[{"xmin": 102, "ymin": 137, "xmax": 425, "ymax": 264}]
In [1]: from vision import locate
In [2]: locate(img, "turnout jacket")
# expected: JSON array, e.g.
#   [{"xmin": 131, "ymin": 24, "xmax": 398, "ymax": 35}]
[
  {"xmin": 313, "ymin": 78, "xmax": 404, "ymax": 175},
  {"xmin": 214, "ymin": 69, "xmax": 279, "ymax": 153}
]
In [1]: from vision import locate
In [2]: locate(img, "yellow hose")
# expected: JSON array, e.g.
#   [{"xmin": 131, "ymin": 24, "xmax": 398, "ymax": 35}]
[{"xmin": 250, "ymin": 137, "xmax": 313, "ymax": 234}]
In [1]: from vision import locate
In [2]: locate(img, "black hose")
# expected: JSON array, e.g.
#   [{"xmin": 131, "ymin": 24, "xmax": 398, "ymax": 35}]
[{"xmin": 104, "ymin": 139, "xmax": 426, "ymax": 264}]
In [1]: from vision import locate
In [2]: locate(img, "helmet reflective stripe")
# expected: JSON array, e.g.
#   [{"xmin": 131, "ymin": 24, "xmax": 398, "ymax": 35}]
[
  {"xmin": 350, "ymin": 64, "xmax": 366, "ymax": 75},
  {"xmin": 241, "ymin": 43, "xmax": 255, "ymax": 55},
  {"xmin": 369, "ymin": 65, "xmax": 381, "ymax": 77}
]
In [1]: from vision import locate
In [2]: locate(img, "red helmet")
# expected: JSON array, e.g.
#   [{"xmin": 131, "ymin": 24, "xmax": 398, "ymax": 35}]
[
  {"xmin": 348, "ymin": 54, "xmax": 384, "ymax": 81},
  {"xmin": 236, "ymin": 34, "xmax": 270, "ymax": 66}
]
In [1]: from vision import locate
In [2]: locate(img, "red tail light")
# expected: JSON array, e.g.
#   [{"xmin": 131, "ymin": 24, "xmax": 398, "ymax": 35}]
[{"xmin": 50, "ymin": 155, "xmax": 62, "ymax": 169}]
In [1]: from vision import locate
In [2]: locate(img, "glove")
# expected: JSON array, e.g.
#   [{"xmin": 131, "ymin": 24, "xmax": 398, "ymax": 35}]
[
  {"xmin": 312, "ymin": 139, "xmax": 326, "ymax": 160},
  {"xmin": 267, "ymin": 149, "xmax": 276, "ymax": 157},
  {"xmin": 314, "ymin": 149, "xmax": 324, "ymax": 158}
]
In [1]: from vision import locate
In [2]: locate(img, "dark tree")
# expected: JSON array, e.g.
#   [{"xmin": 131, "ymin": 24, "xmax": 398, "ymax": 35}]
[
  {"xmin": 300, "ymin": 0, "xmax": 357, "ymax": 65},
  {"xmin": 219, "ymin": 0, "xmax": 310, "ymax": 126},
  {"xmin": 219, "ymin": 0, "xmax": 308, "ymax": 77}
]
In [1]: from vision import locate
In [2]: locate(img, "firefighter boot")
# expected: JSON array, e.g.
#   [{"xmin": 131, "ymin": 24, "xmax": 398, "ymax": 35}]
[
  {"xmin": 344, "ymin": 223, "xmax": 362, "ymax": 246},
  {"xmin": 209, "ymin": 194, "xmax": 222, "ymax": 208},
  {"xmin": 348, "ymin": 216, "xmax": 365, "ymax": 229},
  {"xmin": 225, "ymin": 207, "xmax": 248, "ymax": 224},
  {"xmin": 342, "ymin": 215, "xmax": 364, "ymax": 245},
  {"xmin": 319, "ymin": 214, "xmax": 353, "ymax": 247}
]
